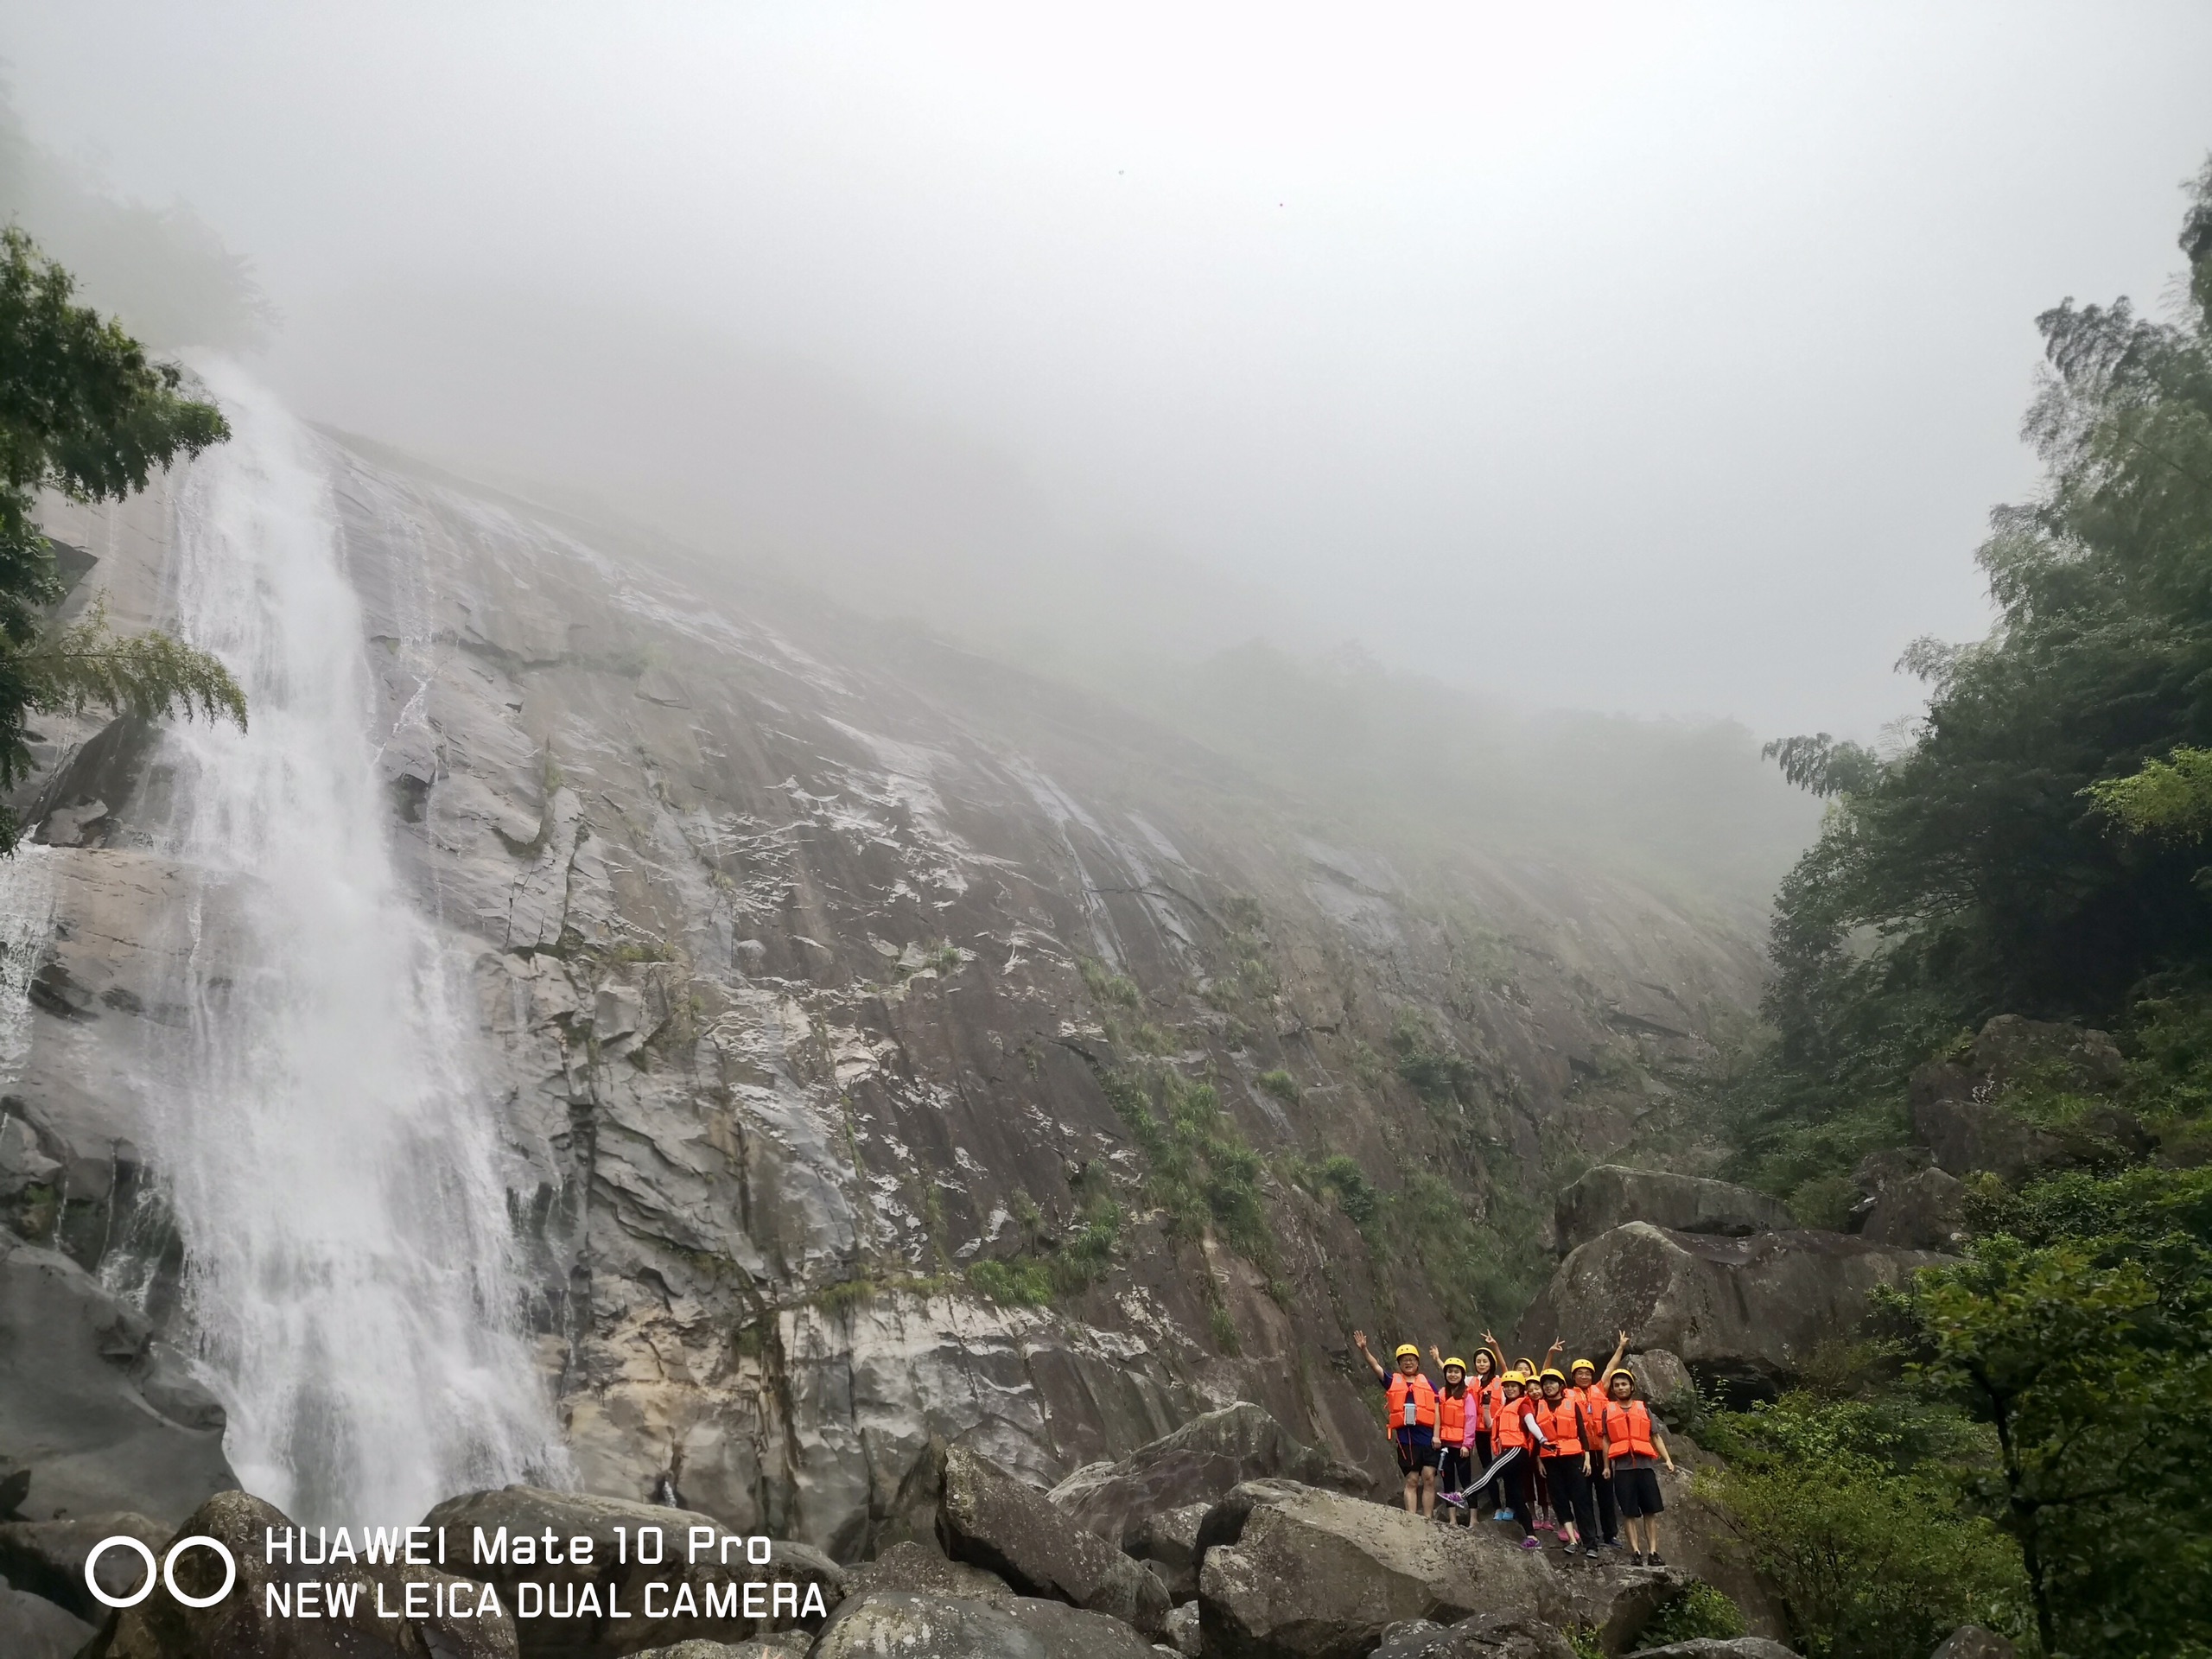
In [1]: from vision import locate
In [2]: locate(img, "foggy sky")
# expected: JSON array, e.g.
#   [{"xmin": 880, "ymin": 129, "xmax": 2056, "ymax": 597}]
[{"xmin": 5, "ymin": 1, "xmax": 2210, "ymax": 739}]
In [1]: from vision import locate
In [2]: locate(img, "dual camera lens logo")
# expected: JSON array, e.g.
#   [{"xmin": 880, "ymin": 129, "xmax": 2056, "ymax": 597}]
[{"xmin": 85, "ymin": 1534, "xmax": 238, "ymax": 1610}]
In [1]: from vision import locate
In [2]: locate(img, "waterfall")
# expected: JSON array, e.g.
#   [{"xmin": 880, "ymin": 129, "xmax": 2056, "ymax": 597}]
[
  {"xmin": 141, "ymin": 364, "xmax": 563, "ymax": 1527},
  {"xmin": 0, "ymin": 842, "xmax": 56, "ymax": 1090}
]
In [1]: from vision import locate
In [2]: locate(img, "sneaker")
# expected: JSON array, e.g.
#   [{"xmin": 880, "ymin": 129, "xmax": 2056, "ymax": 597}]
[
  {"xmin": 1438, "ymin": 1489, "xmax": 1467, "ymax": 1509},
  {"xmin": 1520, "ymin": 1536, "xmax": 1541, "ymax": 1550},
  {"xmin": 1491, "ymin": 1509, "xmax": 1516, "ymax": 1522},
  {"xmin": 1535, "ymin": 1519, "xmax": 1555, "ymax": 1533},
  {"xmin": 1630, "ymin": 1552, "xmax": 1646, "ymax": 1567},
  {"xmin": 1646, "ymin": 1552, "xmax": 1667, "ymax": 1567}
]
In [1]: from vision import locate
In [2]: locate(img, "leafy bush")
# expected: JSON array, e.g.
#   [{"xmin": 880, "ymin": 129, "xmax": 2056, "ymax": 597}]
[
  {"xmin": 1079, "ymin": 957, "xmax": 1141, "ymax": 1008},
  {"xmin": 1101, "ymin": 1063, "xmax": 1270, "ymax": 1262},
  {"xmin": 965, "ymin": 1188, "xmax": 1122, "ymax": 1306},
  {"xmin": 1705, "ymin": 1458, "xmax": 2028, "ymax": 1659},
  {"xmin": 1391, "ymin": 1009, "xmax": 1480, "ymax": 1107},
  {"xmin": 1381, "ymin": 1168, "xmax": 1542, "ymax": 1338},
  {"xmin": 1904, "ymin": 1177, "xmax": 2212, "ymax": 1659},
  {"xmin": 966, "ymin": 1256, "xmax": 1054, "ymax": 1306},
  {"xmin": 1634, "ymin": 1581, "xmax": 1747, "ymax": 1649},
  {"xmin": 1735, "ymin": 165, "xmax": 2212, "ymax": 1186},
  {"xmin": 1316, "ymin": 1154, "xmax": 1380, "ymax": 1231},
  {"xmin": 1255, "ymin": 1067, "xmax": 1300, "ymax": 1104}
]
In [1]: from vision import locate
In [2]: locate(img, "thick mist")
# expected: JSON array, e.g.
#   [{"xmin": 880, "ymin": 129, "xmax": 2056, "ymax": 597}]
[{"xmin": 3, "ymin": 2, "xmax": 2210, "ymax": 900}]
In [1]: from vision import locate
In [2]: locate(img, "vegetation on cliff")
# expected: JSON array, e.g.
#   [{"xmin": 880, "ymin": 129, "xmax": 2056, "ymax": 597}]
[
  {"xmin": 1686, "ymin": 164, "xmax": 2212, "ymax": 1659},
  {"xmin": 0, "ymin": 228, "xmax": 248, "ymax": 849}
]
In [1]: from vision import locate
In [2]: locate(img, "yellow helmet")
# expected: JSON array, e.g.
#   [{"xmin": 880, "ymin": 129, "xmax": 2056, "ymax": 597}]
[
  {"xmin": 1393, "ymin": 1344, "xmax": 1420, "ymax": 1360},
  {"xmin": 1442, "ymin": 1356, "xmax": 1467, "ymax": 1373},
  {"xmin": 1503, "ymin": 1370, "xmax": 1529, "ymax": 1385},
  {"xmin": 1539, "ymin": 1366, "xmax": 1567, "ymax": 1383},
  {"xmin": 1604, "ymin": 1367, "xmax": 1636, "ymax": 1388},
  {"xmin": 1570, "ymin": 1357, "xmax": 1597, "ymax": 1376}
]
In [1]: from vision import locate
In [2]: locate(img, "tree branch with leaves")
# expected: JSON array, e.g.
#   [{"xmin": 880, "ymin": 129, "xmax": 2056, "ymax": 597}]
[{"xmin": 0, "ymin": 225, "xmax": 245, "ymax": 845}]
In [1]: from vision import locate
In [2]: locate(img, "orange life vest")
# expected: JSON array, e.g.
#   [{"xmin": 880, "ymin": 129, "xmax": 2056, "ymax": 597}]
[
  {"xmin": 1387, "ymin": 1372, "xmax": 1439, "ymax": 1431},
  {"xmin": 1471, "ymin": 1377, "xmax": 1503, "ymax": 1433},
  {"xmin": 1535, "ymin": 1396, "xmax": 1584, "ymax": 1456},
  {"xmin": 1574, "ymin": 1386, "xmax": 1610, "ymax": 1454},
  {"xmin": 1438, "ymin": 1386, "xmax": 1468, "ymax": 1442},
  {"xmin": 1604, "ymin": 1400, "xmax": 1657, "ymax": 1461},
  {"xmin": 1494, "ymin": 1393, "xmax": 1529, "ymax": 1450}
]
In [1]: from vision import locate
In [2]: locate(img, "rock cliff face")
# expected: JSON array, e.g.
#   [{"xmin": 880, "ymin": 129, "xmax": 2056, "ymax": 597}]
[{"xmin": 3, "ymin": 413, "xmax": 1768, "ymax": 1548}]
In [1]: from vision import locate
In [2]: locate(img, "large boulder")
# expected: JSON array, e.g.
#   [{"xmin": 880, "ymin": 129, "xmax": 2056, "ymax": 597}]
[
  {"xmin": 79, "ymin": 1487, "xmax": 517, "ymax": 1659},
  {"xmin": 1165, "ymin": 1600, "xmax": 1205, "ymax": 1656},
  {"xmin": 0, "ymin": 1584, "xmax": 94, "ymax": 1659},
  {"xmin": 1923, "ymin": 1016, "xmax": 2124, "ymax": 1098},
  {"xmin": 808, "ymin": 1590, "xmax": 1043, "ymax": 1659},
  {"xmin": 1555, "ymin": 1168, "xmax": 1793, "ymax": 1254},
  {"xmin": 1002, "ymin": 1595, "xmax": 1163, "ymax": 1658},
  {"xmin": 1929, "ymin": 1627, "xmax": 2016, "ymax": 1659},
  {"xmin": 1128, "ymin": 1502, "xmax": 1210, "ymax": 1600},
  {"xmin": 1859, "ymin": 1166, "xmax": 1967, "ymax": 1253},
  {"xmin": 842, "ymin": 1541, "xmax": 1015, "ymax": 1607},
  {"xmin": 1909, "ymin": 1017, "xmax": 2145, "ymax": 1183},
  {"xmin": 1633, "ymin": 1643, "xmax": 1797, "ymax": 1659},
  {"xmin": 1909, "ymin": 1094, "xmax": 2145, "ymax": 1185},
  {"xmin": 0, "ymin": 1583, "xmax": 95, "ymax": 1659},
  {"xmin": 1197, "ymin": 1485, "xmax": 1681, "ymax": 1659},
  {"xmin": 1623, "ymin": 1351, "xmax": 1696, "ymax": 1416},
  {"xmin": 1371, "ymin": 1613, "xmax": 1579, "ymax": 1659},
  {"xmin": 939, "ymin": 1444, "xmax": 1170, "ymax": 1638},
  {"xmin": 0, "ymin": 1511, "xmax": 173, "ymax": 1620},
  {"xmin": 1511, "ymin": 1224, "xmax": 1950, "ymax": 1392},
  {"xmin": 625, "ymin": 1643, "xmax": 810, "ymax": 1659},
  {"xmin": 0, "ymin": 1236, "xmax": 236, "ymax": 1525},
  {"xmin": 424, "ymin": 1484, "xmax": 844, "ymax": 1659},
  {"xmin": 1048, "ymin": 1403, "xmax": 1369, "ymax": 1551}
]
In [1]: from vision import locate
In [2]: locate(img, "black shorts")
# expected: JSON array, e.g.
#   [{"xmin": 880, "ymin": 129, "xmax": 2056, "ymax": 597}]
[
  {"xmin": 1394, "ymin": 1427, "xmax": 1440, "ymax": 1472},
  {"xmin": 1614, "ymin": 1465, "xmax": 1665, "ymax": 1517}
]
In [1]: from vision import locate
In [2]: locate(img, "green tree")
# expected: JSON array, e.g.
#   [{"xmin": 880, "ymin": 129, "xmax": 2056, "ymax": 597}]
[
  {"xmin": 1909, "ymin": 1169, "xmax": 2212, "ymax": 1658},
  {"xmin": 0, "ymin": 226, "xmax": 245, "ymax": 847},
  {"xmin": 2083, "ymin": 744, "xmax": 2212, "ymax": 846},
  {"xmin": 1699, "ymin": 1393, "xmax": 2031, "ymax": 1659},
  {"xmin": 1736, "ymin": 159, "xmax": 2212, "ymax": 1173}
]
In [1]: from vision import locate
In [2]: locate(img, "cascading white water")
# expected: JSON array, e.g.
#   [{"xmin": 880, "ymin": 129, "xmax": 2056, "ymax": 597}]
[{"xmin": 142, "ymin": 364, "xmax": 563, "ymax": 1526}]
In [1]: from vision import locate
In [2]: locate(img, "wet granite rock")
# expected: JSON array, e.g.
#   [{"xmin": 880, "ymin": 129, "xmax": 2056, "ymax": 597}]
[
  {"xmin": 843, "ymin": 1541, "xmax": 1015, "ymax": 1608},
  {"xmin": 1858, "ymin": 1166, "xmax": 1967, "ymax": 1253},
  {"xmin": 0, "ymin": 1511, "xmax": 174, "ymax": 1620},
  {"xmin": 1554, "ymin": 1167, "xmax": 1792, "ymax": 1254},
  {"xmin": 424, "ymin": 1484, "xmax": 843, "ymax": 1659},
  {"xmin": 808, "ymin": 1590, "xmax": 1042, "ymax": 1659},
  {"xmin": 1049, "ymin": 1405, "xmax": 1369, "ymax": 1554},
  {"xmin": 0, "ymin": 1236, "xmax": 235, "ymax": 1526},
  {"xmin": 1371, "ymin": 1613, "xmax": 1580, "ymax": 1659},
  {"xmin": 79, "ymin": 1488, "xmax": 517, "ymax": 1659},
  {"xmin": 1197, "ymin": 1487, "xmax": 1680, "ymax": 1659},
  {"xmin": 0, "ymin": 1584, "xmax": 94, "ymax": 1659},
  {"xmin": 1512, "ymin": 1224, "xmax": 1951, "ymax": 1392},
  {"xmin": 939, "ymin": 1445, "xmax": 1169, "ymax": 1639},
  {"xmin": 1928, "ymin": 1627, "xmax": 2015, "ymax": 1659}
]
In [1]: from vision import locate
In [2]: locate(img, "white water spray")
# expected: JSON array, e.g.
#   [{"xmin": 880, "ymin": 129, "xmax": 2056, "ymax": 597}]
[{"xmin": 143, "ymin": 366, "xmax": 561, "ymax": 1526}]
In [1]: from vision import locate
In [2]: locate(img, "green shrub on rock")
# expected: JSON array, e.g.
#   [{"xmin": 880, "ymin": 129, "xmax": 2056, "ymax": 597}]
[{"xmin": 1634, "ymin": 1580, "xmax": 1747, "ymax": 1649}]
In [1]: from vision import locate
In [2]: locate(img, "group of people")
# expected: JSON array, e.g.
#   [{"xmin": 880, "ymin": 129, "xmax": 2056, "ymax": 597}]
[{"xmin": 1351, "ymin": 1328, "xmax": 1677, "ymax": 1566}]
